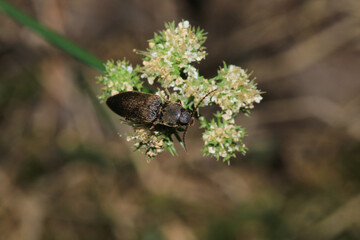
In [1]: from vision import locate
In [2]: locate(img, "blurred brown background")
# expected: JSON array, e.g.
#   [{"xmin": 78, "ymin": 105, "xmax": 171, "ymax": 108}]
[{"xmin": 1, "ymin": 0, "xmax": 360, "ymax": 239}]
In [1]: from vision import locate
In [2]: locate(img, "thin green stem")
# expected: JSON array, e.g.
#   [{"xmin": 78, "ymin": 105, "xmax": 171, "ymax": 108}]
[{"xmin": 0, "ymin": 1, "xmax": 105, "ymax": 71}]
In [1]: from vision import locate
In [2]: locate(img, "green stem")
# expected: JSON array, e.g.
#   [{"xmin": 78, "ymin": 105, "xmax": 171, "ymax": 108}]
[{"xmin": 0, "ymin": 1, "xmax": 105, "ymax": 71}]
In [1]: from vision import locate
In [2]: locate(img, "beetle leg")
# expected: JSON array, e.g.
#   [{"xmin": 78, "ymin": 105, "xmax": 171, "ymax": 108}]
[
  {"xmin": 190, "ymin": 118, "xmax": 195, "ymax": 126},
  {"xmin": 149, "ymin": 120, "xmax": 158, "ymax": 130}
]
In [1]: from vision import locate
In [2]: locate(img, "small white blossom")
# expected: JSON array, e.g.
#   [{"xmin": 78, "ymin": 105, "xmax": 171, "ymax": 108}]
[
  {"xmin": 183, "ymin": 20, "xmax": 190, "ymax": 28},
  {"xmin": 208, "ymin": 147, "xmax": 216, "ymax": 154},
  {"xmin": 254, "ymin": 95, "xmax": 263, "ymax": 103},
  {"xmin": 222, "ymin": 110, "xmax": 233, "ymax": 121},
  {"xmin": 148, "ymin": 77, "xmax": 155, "ymax": 85},
  {"xmin": 111, "ymin": 89, "xmax": 119, "ymax": 95}
]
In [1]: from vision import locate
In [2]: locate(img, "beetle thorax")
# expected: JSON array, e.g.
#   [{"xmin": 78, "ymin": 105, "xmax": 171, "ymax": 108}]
[{"xmin": 159, "ymin": 102, "xmax": 191, "ymax": 127}]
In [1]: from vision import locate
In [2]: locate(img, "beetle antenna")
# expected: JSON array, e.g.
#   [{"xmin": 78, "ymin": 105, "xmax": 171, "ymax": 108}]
[
  {"xmin": 182, "ymin": 89, "xmax": 218, "ymax": 151},
  {"xmin": 192, "ymin": 89, "xmax": 218, "ymax": 117}
]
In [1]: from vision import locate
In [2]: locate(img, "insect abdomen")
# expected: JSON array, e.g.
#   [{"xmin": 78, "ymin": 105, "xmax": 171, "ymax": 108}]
[{"xmin": 106, "ymin": 91, "xmax": 162, "ymax": 123}]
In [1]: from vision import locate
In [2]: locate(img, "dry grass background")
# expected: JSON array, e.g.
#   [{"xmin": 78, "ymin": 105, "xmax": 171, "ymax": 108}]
[{"xmin": 1, "ymin": 0, "xmax": 360, "ymax": 239}]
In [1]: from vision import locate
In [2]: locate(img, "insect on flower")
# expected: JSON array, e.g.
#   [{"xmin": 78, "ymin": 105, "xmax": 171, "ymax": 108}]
[{"xmin": 106, "ymin": 90, "xmax": 217, "ymax": 150}]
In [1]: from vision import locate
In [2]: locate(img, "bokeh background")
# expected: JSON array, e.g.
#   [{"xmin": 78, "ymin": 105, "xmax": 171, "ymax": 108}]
[{"xmin": 1, "ymin": 0, "xmax": 360, "ymax": 239}]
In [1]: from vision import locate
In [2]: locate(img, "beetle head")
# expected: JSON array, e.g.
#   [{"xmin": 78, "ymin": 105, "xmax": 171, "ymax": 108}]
[{"xmin": 179, "ymin": 109, "xmax": 192, "ymax": 125}]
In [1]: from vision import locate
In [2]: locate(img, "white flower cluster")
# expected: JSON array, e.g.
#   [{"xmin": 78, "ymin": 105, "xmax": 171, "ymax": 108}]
[
  {"xmin": 211, "ymin": 65, "xmax": 263, "ymax": 116},
  {"xmin": 99, "ymin": 21, "xmax": 262, "ymax": 163},
  {"xmin": 97, "ymin": 60, "xmax": 143, "ymax": 102},
  {"xmin": 193, "ymin": 64, "xmax": 262, "ymax": 164},
  {"xmin": 126, "ymin": 126, "xmax": 177, "ymax": 158},
  {"xmin": 139, "ymin": 20, "xmax": 209, "ymax": 107},
  {"xmin": 200, "ymin": 115, "xmax": 247, "ymax": 164}
]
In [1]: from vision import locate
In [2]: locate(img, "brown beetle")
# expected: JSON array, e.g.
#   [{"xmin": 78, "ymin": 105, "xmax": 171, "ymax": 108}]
[
  {"xmin": 106, "ymin": 91, "xmax": 193, "ymax": 127},
  {"xmin": 106, "ymin": 90, "xmax": 217, "ymax": 150}
]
